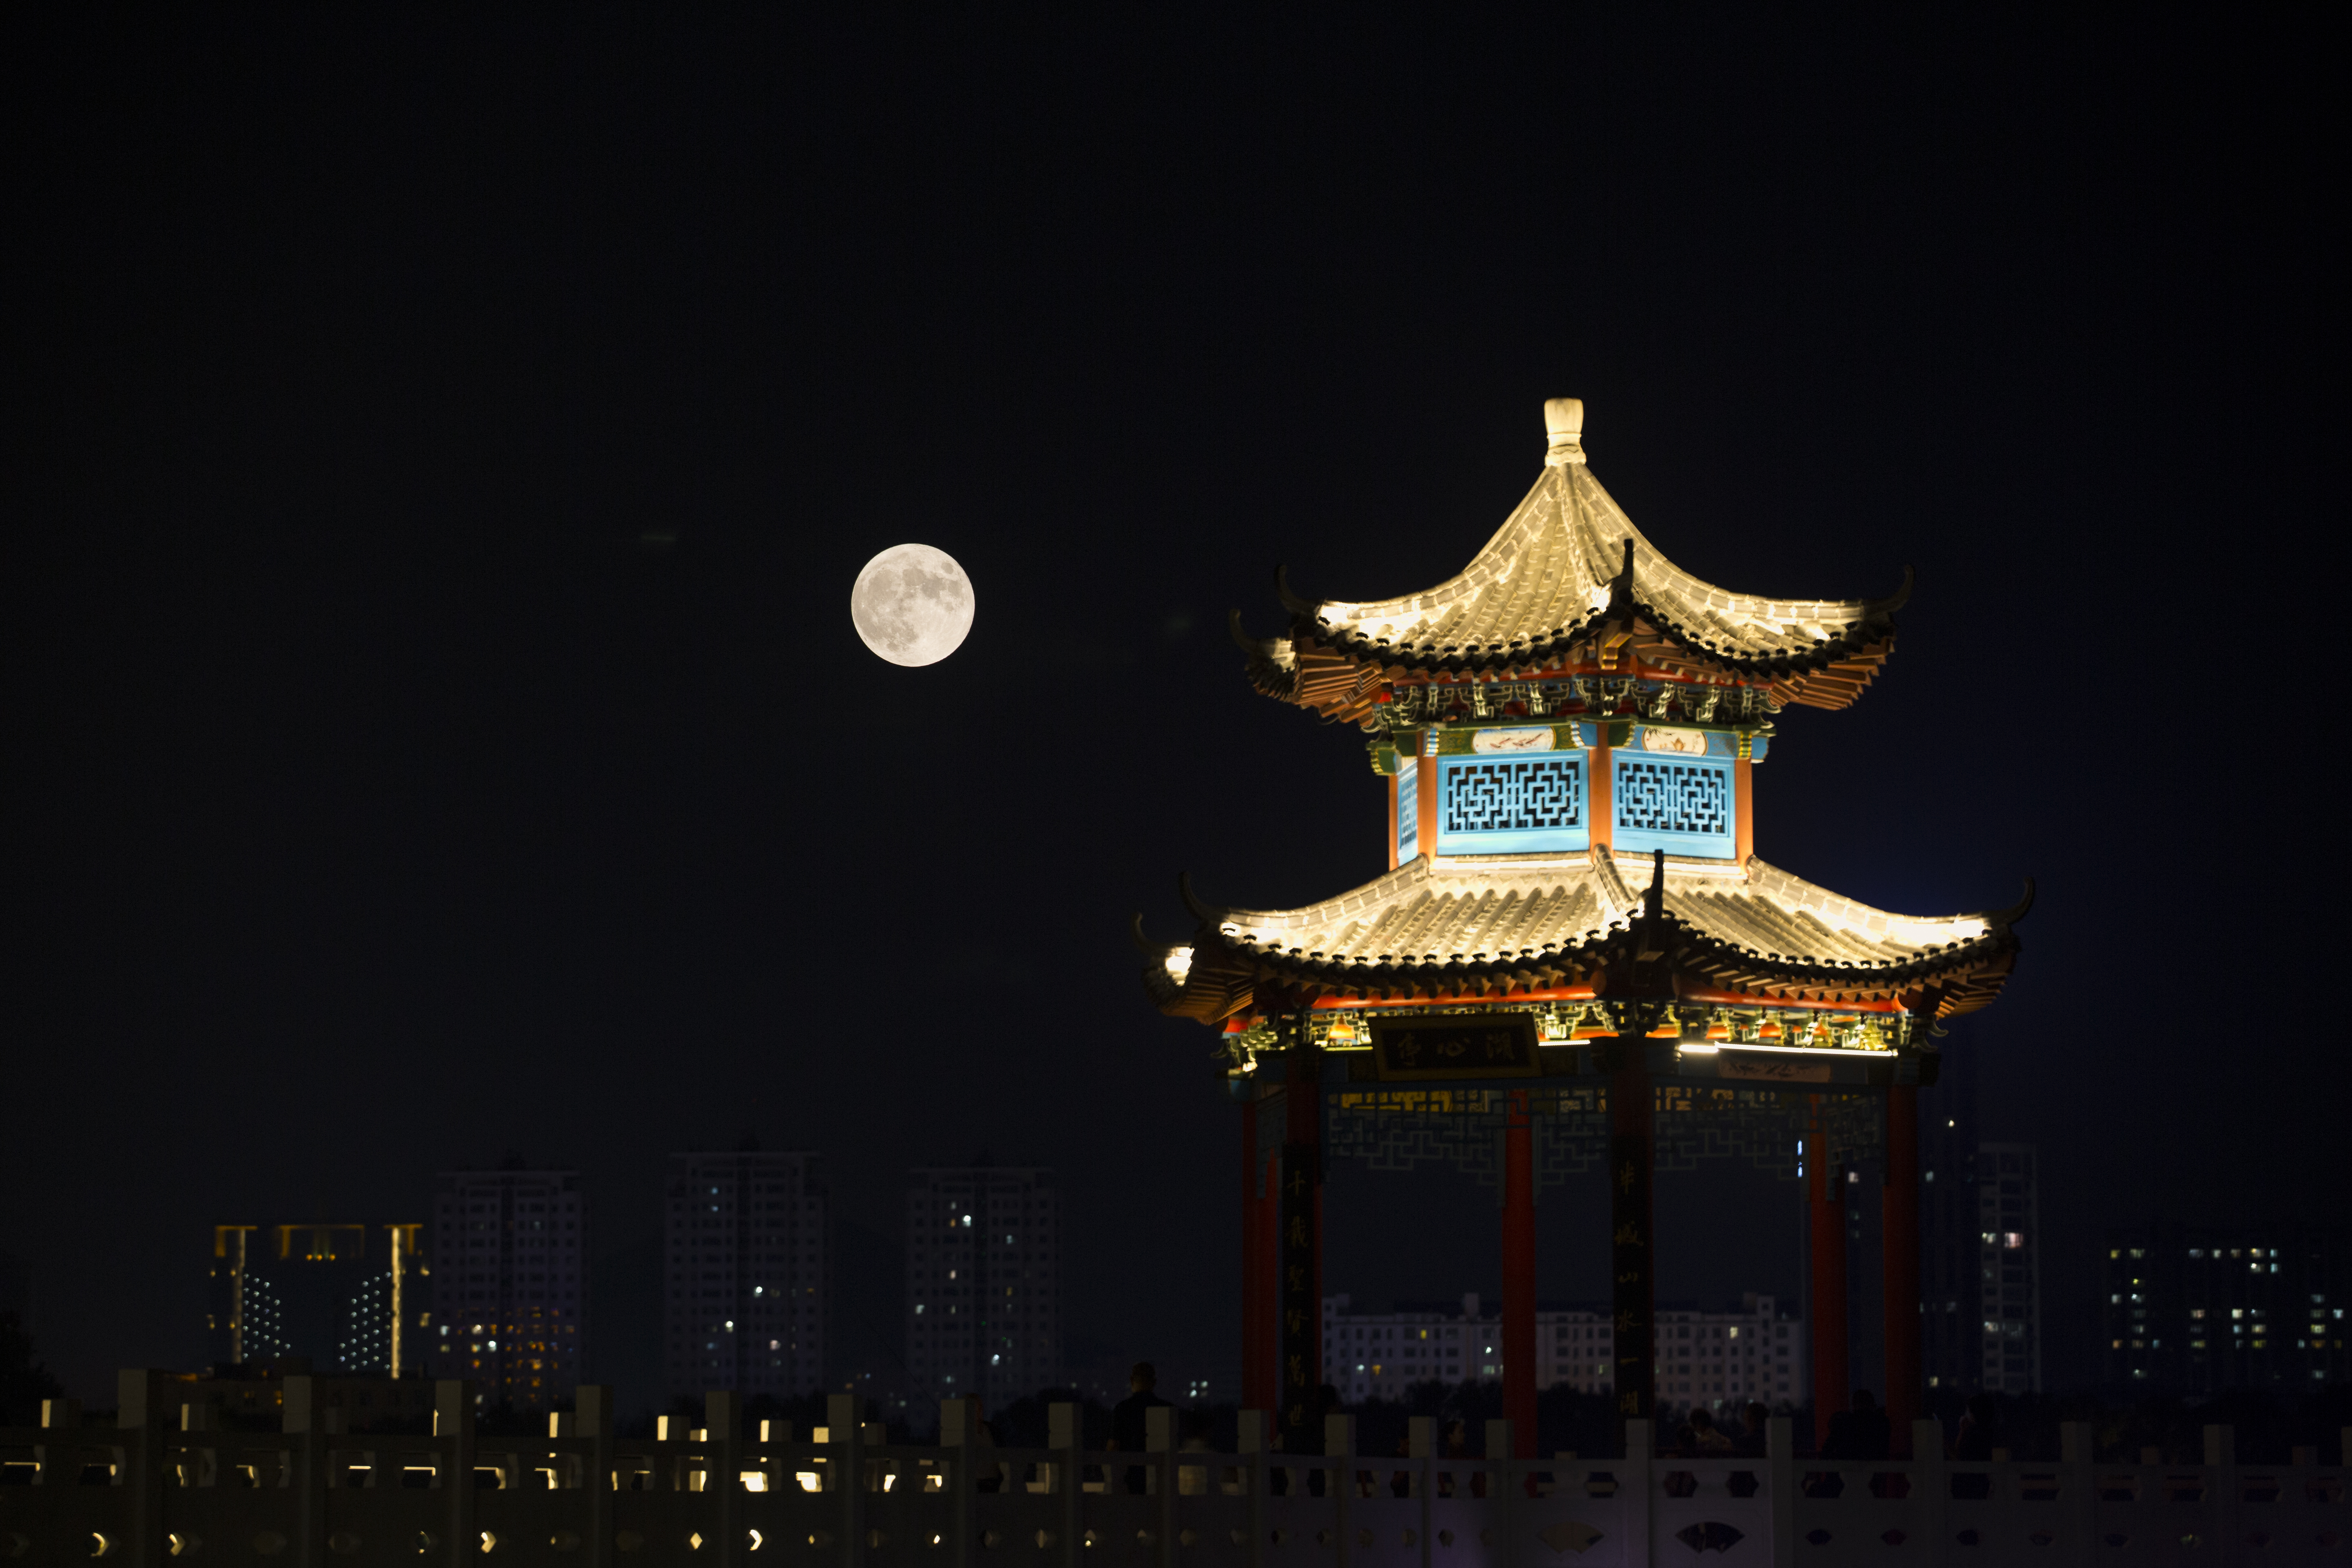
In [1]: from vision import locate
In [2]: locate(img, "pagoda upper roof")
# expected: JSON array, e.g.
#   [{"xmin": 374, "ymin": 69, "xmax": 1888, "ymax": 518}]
[
  {"xmin": 1235, "ymin": 399, "xmax": 1909, "ymax": 722},
  {"xmin": 1138, "ymin": 845, "xmax": 2024, "ymax": 1027}
]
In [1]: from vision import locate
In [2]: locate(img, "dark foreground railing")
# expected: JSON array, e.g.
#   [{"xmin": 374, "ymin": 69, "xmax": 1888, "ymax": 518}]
[{"xmin": 2, "ymin": 1373, "xmax": 2345, "ymax": 1566}]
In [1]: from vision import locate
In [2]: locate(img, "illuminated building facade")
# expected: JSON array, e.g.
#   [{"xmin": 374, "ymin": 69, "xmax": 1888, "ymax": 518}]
[
  {"xmin": 662, "ymin": 1149, "xmax": 828, "ymax": 1401},
  {"xmin": 905, "ymin": 1167, "xmax": 1060, "ymax": 1408},
  {"xmin": 205, "ymin": 1222, "xmax": 427, "ymax": 1375},
  {"xmin": 1140, "ymin": 398, "xmax": 2027, "ymax": 1455},
  {"xmin": 1322, "ymin": 1292, "xmax": 1805, "ymax": 1409},
  {"xmin": 1975, "ymin": 1143, "xmax": 2042, "ymax": 1393},
  {"xmin": 2102, "ymin": 1221, "xmax": 2349, "ymax": 1394},
  {"xmin": 425, "ymin": 1167, "xmax": 586, "ymax": 1413}
]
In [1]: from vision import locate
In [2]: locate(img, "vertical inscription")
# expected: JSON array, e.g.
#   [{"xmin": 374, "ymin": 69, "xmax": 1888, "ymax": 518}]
[
  {"xmin": 1609, "ymin": 1059, "xmax": 1655, "ymax": 1425},
  {"xmin": 1277, "ymin": 1141, "xmax": 1320, "ymax": 1450}
]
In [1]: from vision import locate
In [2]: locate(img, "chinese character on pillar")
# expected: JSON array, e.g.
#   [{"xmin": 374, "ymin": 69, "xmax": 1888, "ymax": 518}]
[{"xmin": 1277, "ymin": 1141, "xmax": 1319, "ymax": 1451}]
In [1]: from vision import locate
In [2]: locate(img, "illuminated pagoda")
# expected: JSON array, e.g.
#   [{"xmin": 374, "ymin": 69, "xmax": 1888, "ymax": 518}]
[{"xmin": 1137, "ymin": 398, "xmax": 2027, "ymax": 1455}]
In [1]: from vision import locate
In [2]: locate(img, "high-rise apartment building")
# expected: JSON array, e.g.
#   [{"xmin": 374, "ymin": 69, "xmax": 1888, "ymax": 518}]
[
  {"xmin": 1976, "ymin": 1143, "xmax": 2041, "ymax": 1393},
  {"xmin": 906, "ymin": 1167, "xmax": 1060, "ymax": 1407},
  {"xmin": 1322, "ymin": 1292, "xmax": 1804, "ymax": 1411},
  {"xmin": 2102, "ymin": 1222, "xmax": 2348, "ymax": 1394},
  {"xmin": 1920, "ymin": 1047, "xmax": 1984, "ymax": 1393},
  {"xmin": 663, "ymin": 1149, "xmax": 828, "ymax": 1400},
  {"xmin": 205, "ymin": 1223, "xmax": 428, "ymax": 1376},
  {"xmin": 425, "ymin": 1167, "xmax": 588, "ymax": 1414}
]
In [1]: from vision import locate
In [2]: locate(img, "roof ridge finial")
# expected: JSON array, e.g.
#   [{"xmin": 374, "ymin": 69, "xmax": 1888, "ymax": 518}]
[{"xmin": 1544, "ymin": 397, "xmax": 1586, "ymax": 466}]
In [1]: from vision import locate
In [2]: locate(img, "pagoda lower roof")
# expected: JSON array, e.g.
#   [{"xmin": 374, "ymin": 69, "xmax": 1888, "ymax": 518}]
[
  {"xmin": 1235, "ymin": 401, "xmax": 1907, "ymax": 720},
  {"xmin": 1141, "ymin": 847, "xmax": 2023, "ymax": 1026}
]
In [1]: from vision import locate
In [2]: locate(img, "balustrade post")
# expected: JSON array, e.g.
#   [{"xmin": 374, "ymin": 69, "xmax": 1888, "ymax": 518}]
[
  {"xmin": 941, "ymin": 1398, "xmax": 976, "ymax": 1568},
  {"xmin": 1407, "ymin": 1417, "xmax": 1433, "ymax": 1568},
  {"xmin": 577, "ymin": 1385, "xmax": 614, "ymax": 1568},
  {"xmin": 1049, "ymin": 1402, "xmax": 1080, "ymax": 1568},
  {"xmin": 180, "ymin": 1400, "xmax": 219, "ymax": 1492},
  {"xmin": 1325, "ymin": 1415, "xmax": 1355, "ymax": 1568},
  {"xmin": 1619, "ymin": 1419, "xmax": 1650, "ymax": 1568},
  {"xmin": 2203, "ymin": 1425, "xmax": 2235, "ymax": 1568},
  {"xmin": 284, "ymin": 1375, "xmax": 325, "ymax": 1568},
  {"xmin": 2059, "ymin": 1422, "xmax": 2093, "ymax": 1568},
  {"xmin": 36, "ymin": 1397, "xmax": 79, "ymax": 1492},
  {"xmin": 1483, "ymin": 1420, "xmax": 1512, "ymax": 1568},
  {"xmin": 1910, "ymin": 1418, "xmax": 1945, "ymax": 1568},
  {"xmin": 1766, "ymin": 1417, "xmax": 1793, "ymax": 1567},
  {"xmin": 708, "ymin": 1391, "xmax": 742, "ymax": 1568},
  {"xmin": 1237, "ymin": 1410, "xmax": 1268, "ymax": 1568},
  {"xmin": 827, "ymin": 1394, "xmax": 863, "ymax": 1568},
  {"xmin": 116, "ymin": 1370, "xmax": 166, "ymax": 1568},
  {"xmin": 435, "ymin": 1381, "xmax": 476, "ymax": 1568},
  {"xmin": 1150, "ymin": 1406, "xmax": 1179, "ymax": 1568}
]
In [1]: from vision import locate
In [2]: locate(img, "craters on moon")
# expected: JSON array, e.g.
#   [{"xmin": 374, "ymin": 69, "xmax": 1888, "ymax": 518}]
[{"xmin": 850, "ymin": 544, "xmax": 974, "ymax": 666}]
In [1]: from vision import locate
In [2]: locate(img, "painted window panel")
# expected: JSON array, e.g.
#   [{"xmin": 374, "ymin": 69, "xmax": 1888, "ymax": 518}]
[
  {"xmin": 1435, "ymin": 754, "xmax": 1588, "ymax": 855},
  {"xmin": 1395, "ymin": 757, "xmax": 1420, "ymax": 864},
  {"xmin": 1613, "ymin": 753, "xmax": 1736, "ymax": 859}
]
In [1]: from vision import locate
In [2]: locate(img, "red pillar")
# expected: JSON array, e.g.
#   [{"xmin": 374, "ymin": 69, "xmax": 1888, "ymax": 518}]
[
  {"xmin": 1808, "ymin": 1098, "xmax": 1849, "ymax": 1449},
  {"xmin": 1501, "ymin": 1091, "xmax": 1537, "ymax": 1457},
  {"xmin": 1258, "ymin": 1149, "xmax": 1280, "ymax": 1411},
  {"xmin": 1882, "ymin": 1085, "xmax": 1921, "ymax": 1457},
  {"xmin": 1241, "ymin": 1096, "xmax": 1263, "ymax": 1412},
  {"xmin": 1277, "ymin": 1037, "xmax": 1323, "ymax": 1451}
]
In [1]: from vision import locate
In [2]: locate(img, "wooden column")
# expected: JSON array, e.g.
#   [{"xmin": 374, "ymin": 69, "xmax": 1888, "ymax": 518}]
[
  {"xmin": 1278, "ymin": 1033, "xmax": 1323, "ymax": 1452},
  {"xmin": 1258, "ymin": 1148, "xmax": 1280, "ymax": 1412},
  {"xmin": 1808, "ymin": 1098, "xmax": 1849, "ymax": 1449},
  {"xmin": 1882, "ymin": 1085, "xmax": 1922, "ymax": 1456},
  {"xmin": 1589, "ymin": 736, "xmax": 1615, "ymax": 855},
  {"xmin": 1415, "ymin": 739, "xmax": 1440, "ymax": 860},
  {"xmin": 1733, "ymin": 755, "xmax": 1754, "ymax": 863},
  {"xmin": 1241, "ymin": 1095, "xmax": 1264, "ymax": 1412},
  {"xmin": 1609, "ymin": 1047, "xmax": 1655, "ymax": 1440},
  {"xmin": 1388, "ymin": 772, "xmax": 1401, "ymax": 871},
  {"xmin": 1501, "ymin": 1090, "xmax": 1537, "ymax": 1457}
]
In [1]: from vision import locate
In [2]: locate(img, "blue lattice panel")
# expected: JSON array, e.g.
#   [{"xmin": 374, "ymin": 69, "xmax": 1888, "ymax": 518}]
[
  {"xmin": 1394, "ymin": 757, "xmax": 1419, "ymax": 863},
  {"xmin": 1612, "ymin": 753, "xmax": 1736, "ymax": 859},
  {"xmin": 1434, "ymin": 754, "xmax": 1588, "ymax": 855}
]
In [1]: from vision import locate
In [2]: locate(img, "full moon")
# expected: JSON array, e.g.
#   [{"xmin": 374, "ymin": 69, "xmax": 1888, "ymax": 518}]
[{"xmin": 850, "ymin": 543, "xmax": 975, "ymax": 666}]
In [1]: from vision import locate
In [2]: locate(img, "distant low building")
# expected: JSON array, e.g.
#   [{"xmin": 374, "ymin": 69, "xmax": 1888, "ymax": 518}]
[
  {"xmin": 205, "ymin": 1223, "xmax": 428, "ymax": 1377},
  {"xmin": 2103, "ymin": 1221, "xmax": 2349, "ymax": 1394},
  {"xmin": 1323, "ymin": 1292, "xmax": 1804, "ymax": 1411},
  {"xmin": 424, "ymin": 1167, "xmax": 587, "ymax": 1414}
]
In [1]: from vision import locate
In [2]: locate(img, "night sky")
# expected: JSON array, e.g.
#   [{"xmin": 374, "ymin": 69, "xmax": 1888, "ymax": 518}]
[{"xmin": 6, "ymin": 10, "xmax": 2335, "ymax": 1413}]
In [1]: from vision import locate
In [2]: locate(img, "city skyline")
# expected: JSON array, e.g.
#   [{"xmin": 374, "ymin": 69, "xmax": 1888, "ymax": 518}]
[
  {"xmin": 7, "ymin": 7, "xmax": 2336, "ymax": 1437},
  {"xmin": 148, "ymin": 1136, "xmax": 2030, "ymax": 1424}
]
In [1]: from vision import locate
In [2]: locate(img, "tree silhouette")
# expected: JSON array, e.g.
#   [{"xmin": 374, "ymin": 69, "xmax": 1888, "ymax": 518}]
[{"xmin": 0, "ymin": 1311, "xmax": 65, "ymax": 1425}]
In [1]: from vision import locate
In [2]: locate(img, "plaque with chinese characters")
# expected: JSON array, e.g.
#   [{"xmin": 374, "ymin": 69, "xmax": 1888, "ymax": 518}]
[{"xmin": 1368, "ymin": 1012, "xmax": 1540, "ymax": 1079}]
